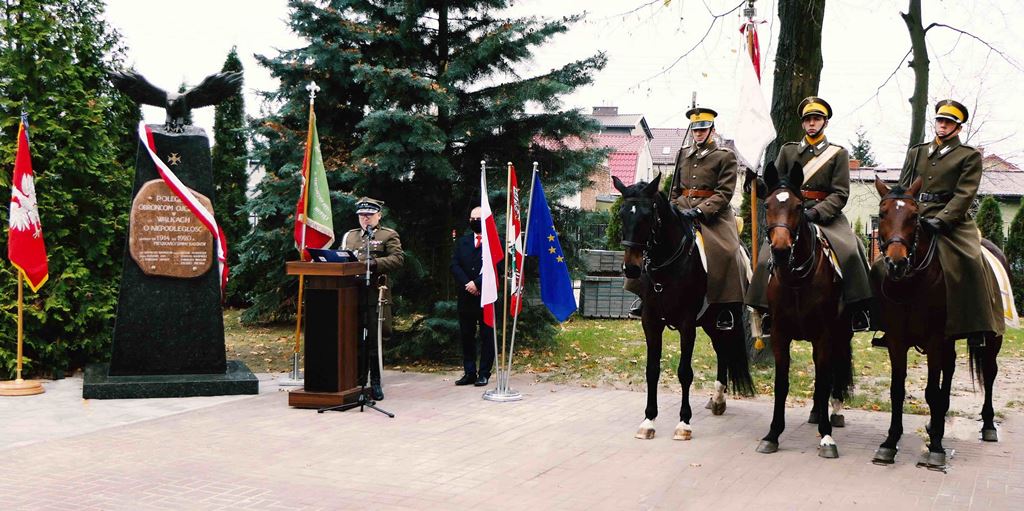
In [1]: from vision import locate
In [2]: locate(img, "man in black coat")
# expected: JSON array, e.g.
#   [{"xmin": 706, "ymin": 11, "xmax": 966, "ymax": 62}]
[{"xmin": 450, "ymin": 207, "xmax": 503, "ymax": 387}]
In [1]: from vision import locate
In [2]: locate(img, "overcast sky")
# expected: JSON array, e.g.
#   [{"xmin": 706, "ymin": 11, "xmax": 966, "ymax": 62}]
[{"xmin": 105, "ymin": 0, "xmax": 1024, "ymax": 168}]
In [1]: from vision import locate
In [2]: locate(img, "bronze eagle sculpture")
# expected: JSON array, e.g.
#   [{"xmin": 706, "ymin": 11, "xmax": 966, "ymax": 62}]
[{"xmin": 108, "ymin": 70, "xmax": 244, "ymax": 132}]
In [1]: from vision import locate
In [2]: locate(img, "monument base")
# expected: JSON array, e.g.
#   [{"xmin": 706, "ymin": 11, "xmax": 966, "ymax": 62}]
[{"xmin": 82, "ymin": 360, "xmax": 259, "ymax": 399}]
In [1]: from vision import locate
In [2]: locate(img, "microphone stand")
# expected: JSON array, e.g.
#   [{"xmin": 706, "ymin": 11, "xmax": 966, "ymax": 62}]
[{"xmin": 319, "ymin": 226, "xmax": 394, "ymax": 417}]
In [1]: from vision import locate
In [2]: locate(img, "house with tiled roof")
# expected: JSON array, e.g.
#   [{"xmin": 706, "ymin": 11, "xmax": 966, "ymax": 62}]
[{"xmin": 545, "ymin": 132, "xmax": 654, "ymax": 210}]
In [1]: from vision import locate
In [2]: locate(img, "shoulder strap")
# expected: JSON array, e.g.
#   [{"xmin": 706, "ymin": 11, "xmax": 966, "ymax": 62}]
[{"xmin": 802, "ymin": 145, "xmax": 842, "ymax": 184}]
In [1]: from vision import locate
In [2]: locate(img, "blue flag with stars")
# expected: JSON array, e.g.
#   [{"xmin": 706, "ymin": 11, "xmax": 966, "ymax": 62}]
[{"xmin": 525, "ymin": 172, "xmax": 577, "ymax": 322}]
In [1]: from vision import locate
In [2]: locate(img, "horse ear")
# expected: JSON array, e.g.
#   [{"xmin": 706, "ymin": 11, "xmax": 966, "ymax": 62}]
[
  {"xmin": 874, "ymin": 176, "xmax": 890, "ymax": 197},
  {"xmin": 612, "ymin": 176, "xmax": 627, "ymax": 195},
  {"xmin": 788, "ymin": 161, "xmax": 805, "ymax": 188},
  {"xmin": 642, "ymin": 172, "xmax": 662, "ymax": 196},
  {"xmin": 908, "ymin": 176, "xmax": 924, "ymax": 197},
  {"xmin": 763, "ymin": 161, "xmax": 779, "ymax": 189}
]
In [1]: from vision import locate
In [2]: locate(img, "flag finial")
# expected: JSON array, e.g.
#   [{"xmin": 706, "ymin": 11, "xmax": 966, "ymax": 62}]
[{"xmin": 306, "ymin": 81, "xmax": 320, "ymax": 104}]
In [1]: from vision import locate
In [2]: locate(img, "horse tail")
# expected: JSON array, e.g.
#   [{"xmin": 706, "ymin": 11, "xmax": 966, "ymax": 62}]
[
  {"xmin": 969, "ymin": 343, "xmax": 985, "ymax": 390},
  {"xmin": 726, "ymin": 329, "xmax": 756, "ymax": 397},
  {"xmin": 832, "ymin": 331, "xmax": 854, "ymax": 402}
]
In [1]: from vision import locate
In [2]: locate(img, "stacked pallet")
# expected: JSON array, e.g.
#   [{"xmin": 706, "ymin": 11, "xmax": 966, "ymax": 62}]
[{"xmin": 579, "ymin": 249, "xmax": 633, "ymax": 319}]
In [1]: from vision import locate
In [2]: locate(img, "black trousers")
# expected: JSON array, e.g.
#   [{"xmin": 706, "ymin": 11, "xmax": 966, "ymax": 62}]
[
  {"xmin": 458, "ymin": 294, "xmax": 494, "ymax": 377},
  {"xmin": 358, "ymin": 302, "xmax": 383, "ymax": 386}
]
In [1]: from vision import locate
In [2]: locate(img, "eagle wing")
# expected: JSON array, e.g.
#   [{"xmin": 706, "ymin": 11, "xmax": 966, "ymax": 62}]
[
  {"xmin": 184, "ymin": 71, "xmax": 244, "ymax": 110},
  {"xmin": 108, "ymin": 70, "xmax": 167, "ymax": 108}
]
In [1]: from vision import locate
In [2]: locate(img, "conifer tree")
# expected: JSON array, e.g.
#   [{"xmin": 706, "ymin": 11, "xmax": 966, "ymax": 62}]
[
  {"xmin": 0, "ymin": 0, "xmax": 138, "ymax": 376},
  {"xmin": 975, "ymin": 196, "xmax": 1005, "ymax": 249},
  {"xmin": 1004, "ymin": 199, "xmax": 1024, "ymax": 314},
  {"xmin": 850, "ymin": 127, "xmax": 878, "ymax": 167},
  {"xmin": 211, "ymin": 47, "xmax": 249, "ymax": 305},
  {"xmin": 239, "ymin": 0, "xmax": 607, "ymax": 323}
]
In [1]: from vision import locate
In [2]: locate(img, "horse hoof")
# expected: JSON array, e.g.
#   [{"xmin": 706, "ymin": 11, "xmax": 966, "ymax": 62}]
[
  {"xmin": 711, "ymin": 400, "xmax": 726, "ymax": 416},
  {"xmin": 872, "ymin": 447, "xmax": 898, "ymax": 464},
  {"xmin": 635, "ymin": 428, "xmax": 655, "ymax": 440},
  {"xmin": 808, "ymin": 411, "xmax": 819, "ymax": 424},
  {"xmin": 981, "ymin": 428, "xmax": 999, "ymax": 442},
  {"xmin": 673, "ymin": 426, "xmax": 692, "ymax": 441},
  {"xmin": 920, "ymin": 450, "xmax": 947, "ymax": 469},
  {"xmin": 756, "ymin": 440, "xmax": 779, "ymax": 454},
  {"xmin": 818, "ymin": 444, "xmax": 839, "ymax": 459},
  {"xmin": 830, "ymin": 414, "xmax": 845, "ymax": 428}
]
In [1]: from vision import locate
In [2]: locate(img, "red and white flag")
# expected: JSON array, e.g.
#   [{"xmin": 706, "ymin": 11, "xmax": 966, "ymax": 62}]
[
  {"xmin": 733, "ymin": 18, "xmax": 776, "ymax": 168},
  {"xmin": 8, "ymin": 113, "xmax": 48, "ymax": 291},
  {"xmin": 506, "ymin": 163, "xmax": 523, "ymax": 317},
  {"xmin": 480, "ymin": 168, "xmax": 504, "ymax": 327}
]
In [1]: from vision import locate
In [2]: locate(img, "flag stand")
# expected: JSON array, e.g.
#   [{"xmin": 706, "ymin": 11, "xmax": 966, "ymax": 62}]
[
  {"xmin": 0, "ymin": 272, "xmax": 44, "ymax": 396},
  {"xmin": 483, "ymin": 162, "xmax": 522, "ymax": 402}
]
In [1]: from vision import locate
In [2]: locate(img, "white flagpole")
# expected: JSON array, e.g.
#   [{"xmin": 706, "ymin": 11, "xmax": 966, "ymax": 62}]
[{"xmin": 505, "ymin": 163, "xmax": 538, "ymax": 388}]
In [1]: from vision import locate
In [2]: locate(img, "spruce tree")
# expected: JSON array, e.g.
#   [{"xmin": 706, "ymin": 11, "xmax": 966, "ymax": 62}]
[
  {"xmin": 975, "ymin": 196, "xmax": 1005, "ymax": 249},
  {"xmin": 850, "ymin": 127, "xmax": 878, "ymax": 167},
  {"xmin": 211, "ymin": 47, "xmax": 249, "ymax": 305},
  {"xmin": 0, "ymin": 0, "xmax": 138, "ymax": 377},
  {"xmin": 239, "ymin": 0, "xmax": 607, "ymax": 324},
  {"xmin": 1005, "ymin": 199, "xmax": 1024, "ymax": 314}
]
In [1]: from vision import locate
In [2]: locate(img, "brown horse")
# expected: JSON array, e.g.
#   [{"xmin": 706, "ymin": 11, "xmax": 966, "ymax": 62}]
[
  {"xmin": 754, "ymin": 161, "xmax": 854, "ymax": 459},
  {"xmin": 872, "ymin": 178, "xmax": 1002, "ymax": 469},
  {"xmin": 613, "ymin": 174, "xmax": 754, "ymax": 441}
]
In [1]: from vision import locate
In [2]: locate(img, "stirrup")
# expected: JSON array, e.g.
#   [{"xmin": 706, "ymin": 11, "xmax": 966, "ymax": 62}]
[
  {"xmin": 715, "ymin": 309, "xmax": 734, "ymax": 331},
  {"xmin": 851, "ymin": 310, "xmax": 871, "ymax": 332},
  {"xmin": 629, "ymin": 298, "xmax": 643, "ymax": 319},
  {"xmin": 760, "ymin": 312, "xmax": 772, "ymax": 336}
]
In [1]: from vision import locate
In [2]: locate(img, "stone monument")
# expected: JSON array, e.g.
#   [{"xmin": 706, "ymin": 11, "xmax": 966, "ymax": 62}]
[{"xmin": 83, "ymin": 70, "xmax": 258, "ymax": 398}]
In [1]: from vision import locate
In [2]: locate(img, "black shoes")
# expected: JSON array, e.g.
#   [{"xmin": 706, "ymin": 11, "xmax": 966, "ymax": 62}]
[
  {"xmin": 871, "ymin": 334, "xmax": 888, "ymax": 349},
  {"xmin": 371, "ymin": 382, "xmax": 384, "ymax": 401},
  {"xmin": 852, "ymin": 310, "xmax": 871, "ymax": 332},
  {"xmin": 629, "ymin": 298, "xmax": 643, "ymax": 318},
  {"xmin": 715, "ymin": 309, "xmax": 734, "ymax": 331},
  {"xmin": 474, "ymin": 375, "xmax": 490, "ymax": 387},
  {"xmin": 455, "ymin": 373, "xmax": 477, "ymax": 386}
]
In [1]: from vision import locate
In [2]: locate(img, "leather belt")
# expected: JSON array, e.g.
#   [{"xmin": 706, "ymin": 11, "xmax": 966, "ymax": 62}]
[
  {"xmin": 681, "ymin": 189, "xmax": 714, "ymax": 198},
  {"xmin": 802, "ymin": 190, "xmax": 829, "ymax": 201},
  {"xmin": 918, "ymin": 192, "xmax": 953, "ymax": 203}
]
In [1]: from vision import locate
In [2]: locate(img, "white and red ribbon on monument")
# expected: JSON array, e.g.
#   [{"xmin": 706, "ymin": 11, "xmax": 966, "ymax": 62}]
[{"xmin": 137, "ymin": 122, "xmax": 229, "ymax": 294}]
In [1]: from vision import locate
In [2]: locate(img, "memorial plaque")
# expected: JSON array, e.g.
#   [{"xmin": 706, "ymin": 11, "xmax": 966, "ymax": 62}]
[{"xmin": 129, "ymin": 179, "xmax": 213, "ymax": 278}]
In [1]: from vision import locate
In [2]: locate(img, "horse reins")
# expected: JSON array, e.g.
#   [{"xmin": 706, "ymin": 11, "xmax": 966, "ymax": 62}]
[
  {"xmin": 621, "ymin": 197, "xmax": 696, "ymax": 292},
  {"xmin": 765, "ymin": 196, "xmax": 819, "ymax": 282},
  {"xmin": 877, "ymin": 195, "xmax": 940, "ymax": 302}
]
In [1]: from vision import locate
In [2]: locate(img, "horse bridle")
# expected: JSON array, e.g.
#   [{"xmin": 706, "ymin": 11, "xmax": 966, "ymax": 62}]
[
  {"xmin": 620, "ymin": 197, "xmax": 696, "ymax": 289},
  {"xmin": 877, "ymin": 195, "xmax": 939, "ymax": 280},
  {"xmin": 765, "ymin": 190, "xmax": 817, "ymax": 280}
]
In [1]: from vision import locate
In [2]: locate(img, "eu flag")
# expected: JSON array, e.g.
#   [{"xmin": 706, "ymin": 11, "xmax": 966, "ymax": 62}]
[{"xmin": 525, "ymin": 173, "xmax": 577, "ymax": 321}]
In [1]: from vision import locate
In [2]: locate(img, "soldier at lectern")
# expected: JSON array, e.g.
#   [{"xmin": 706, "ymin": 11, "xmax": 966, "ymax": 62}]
[{"xmin": 339, "ymin": 197, "xmax": 404, "ymax": 401}]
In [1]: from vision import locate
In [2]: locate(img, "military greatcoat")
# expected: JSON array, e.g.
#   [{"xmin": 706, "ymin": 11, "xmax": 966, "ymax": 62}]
[
  {"xmin": 874, "ymin": 135, "xmax": 1004, "ymax": 337},
  {"xmin": 746, "ymin": 136, "xmax": 873, "ymax": 309},
  {"xmin": 340, "ymin": 226, "xmax": 405, "ymax": 336},
  {"xmin": 668, "ymin": 139, "xmax": 747, "ymax": 304}
]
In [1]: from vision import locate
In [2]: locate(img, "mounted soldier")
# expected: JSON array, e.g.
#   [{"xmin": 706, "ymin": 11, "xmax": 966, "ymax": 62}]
[
  {"xmin": 746, "ymin": 96, "xmax": 874, "ymax": 332},
  {"xmin": 625, "ymin": 106, "xmax": 747, "ymax": 331},
  {"xmin": 878, "ymin": 99, "xmax": 1005, "ymax": 348}
]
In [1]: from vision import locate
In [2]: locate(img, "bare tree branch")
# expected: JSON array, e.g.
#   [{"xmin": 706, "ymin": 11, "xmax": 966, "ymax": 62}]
[
  {"xmin": 850, "ymin": 47, "xmax": 912, "ymax": 114},
  {"xmin": 924, "ymin": 22, "xmax": 1024, "ymax": 73},
  {"xmin": 596, "ymin": 0, "xmax": 664, "ymax": 21},
  {"xmin": 630, "ymin": 0, "xmax": 747, "ymax": 88}
]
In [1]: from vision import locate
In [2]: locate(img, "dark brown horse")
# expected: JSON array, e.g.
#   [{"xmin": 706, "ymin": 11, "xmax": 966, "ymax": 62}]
[
  {"xmin": 613, "ymin": 174, "xmax": 754, "ymax": 441},
  {"xmin": 754, "ymin": 162, "xmax": 854, "ymax": 459},
  {"xmin": 872, "ymin": 178, "xmax": 1002, "ymax": 469}
]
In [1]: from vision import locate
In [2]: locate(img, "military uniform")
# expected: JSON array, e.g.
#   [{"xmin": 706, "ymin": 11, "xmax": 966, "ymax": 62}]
[
  {"xmin": 668, "ymin": 138, "xmax": 747, "ymax": 304},
  {"xmin": 339, "ymin": 198, "xmax": 405, "ymax": 394},
  {"xmin": 872, "ymin": 102, "xmax": 1004, "ymax": 338},
  {"xmin": 746, "ymin": 136, "xmax": 873, "ymax": 308}
]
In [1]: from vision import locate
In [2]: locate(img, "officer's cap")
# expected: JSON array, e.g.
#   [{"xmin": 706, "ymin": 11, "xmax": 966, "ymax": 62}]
[
  {"xmin": 798, "ymin": 96, "xmax": 832, "ymax": 119},
  {"xmin": 355, "ymin": 197, "xmax": 384, "ymax": 214},
  {"xmin": 686, "ymin": 107, "xmax": 717, "ymax": 129},
  {"xmin": 935, "ymin": 99, "xmax": 968, "ymax": 124}
]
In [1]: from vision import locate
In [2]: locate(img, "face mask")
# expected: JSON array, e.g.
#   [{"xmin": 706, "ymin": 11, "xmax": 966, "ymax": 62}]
[{"xmin": 470, "ymin": 219, "xmax": 482, "ymax": 233}]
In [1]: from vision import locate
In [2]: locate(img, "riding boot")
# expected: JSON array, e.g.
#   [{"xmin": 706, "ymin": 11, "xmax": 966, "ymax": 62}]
[
  {"xmin": 871, "ymin": 333, "xmax": 888, "ymax": 349},
  {"xmin": 715, "ymin": 308, "xmax": 734, "ymax": 331},
  {"xmin": 967, "ymin": 332, "xmax": 986, "ymax": 348},
  {"xmin": 629, "ymin": 298, "xmax": 643, "ymax": 318}
]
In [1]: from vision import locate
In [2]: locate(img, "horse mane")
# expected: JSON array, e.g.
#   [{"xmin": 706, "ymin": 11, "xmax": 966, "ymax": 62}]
[{"xmin": 884, "ymin": 184, "xmax": 912, "ymax": 200}]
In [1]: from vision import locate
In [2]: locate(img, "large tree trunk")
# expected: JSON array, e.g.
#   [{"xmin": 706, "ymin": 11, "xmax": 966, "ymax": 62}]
[
  {"xmin": 765, "ymin": 0, "xmax": 826, "ymax": 164},
  {"xmin": 902, "ymin": 0, "xmax": 929, "ymax": 148}
]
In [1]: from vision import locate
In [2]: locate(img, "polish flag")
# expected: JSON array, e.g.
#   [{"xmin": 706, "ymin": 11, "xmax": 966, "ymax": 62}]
[{"xmin": 480, "ymin": 168, "xmax": 503, "ymax": 327}]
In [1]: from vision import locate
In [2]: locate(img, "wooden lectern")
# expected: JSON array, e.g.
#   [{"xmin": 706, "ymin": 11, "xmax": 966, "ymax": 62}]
[{"xmin": 285, "ymin": 261, "xmax": 367, "ymax": 408}]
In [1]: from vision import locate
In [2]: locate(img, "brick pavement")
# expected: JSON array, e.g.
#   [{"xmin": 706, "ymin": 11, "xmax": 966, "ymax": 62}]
[{"xmin": 0, "ymin": 371, "xmax": 1020, "ymax": 510}]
